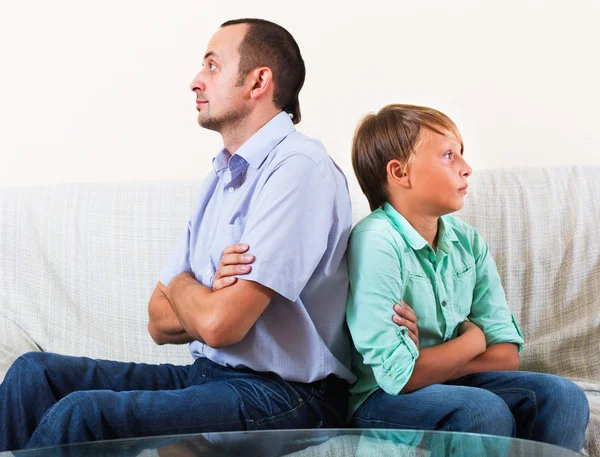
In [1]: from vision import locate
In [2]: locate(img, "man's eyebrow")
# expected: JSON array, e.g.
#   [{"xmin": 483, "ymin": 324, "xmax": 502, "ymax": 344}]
[{"xmin": 204, "ymin": 51, "xmax": 219, "ymax": 61}]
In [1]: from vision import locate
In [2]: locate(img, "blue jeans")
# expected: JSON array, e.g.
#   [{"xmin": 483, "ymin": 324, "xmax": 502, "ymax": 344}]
[
  {"xmin": 0, "ymin": 352, "xmax": 349, "ymax": 451},
  {"xmin": 351, "ymin": 371, "xmax": 589, "ymax": 452}
]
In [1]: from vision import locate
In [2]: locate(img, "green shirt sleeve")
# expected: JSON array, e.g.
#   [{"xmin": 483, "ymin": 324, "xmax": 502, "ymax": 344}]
[
  {"xmin": 469, "ymin": 230, "xmax": 525, "ymax": 352},
  {"xmin": 346, "ymin": 228, "xmax": 420, "ymax": 395}
]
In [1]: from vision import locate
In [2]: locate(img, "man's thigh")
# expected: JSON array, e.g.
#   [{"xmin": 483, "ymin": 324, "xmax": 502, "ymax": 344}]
[{"xmin": 10, "ymin": 351, "xmax": 191, "ymax": 394}]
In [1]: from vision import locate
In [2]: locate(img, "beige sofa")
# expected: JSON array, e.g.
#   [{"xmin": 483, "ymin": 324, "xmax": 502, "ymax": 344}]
[{"xmin": 0, "ymin": 166, "xmax": 598, "ymax": 455}]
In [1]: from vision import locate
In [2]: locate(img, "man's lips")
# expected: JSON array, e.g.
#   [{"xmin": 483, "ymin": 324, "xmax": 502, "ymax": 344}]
[{"xmin": 196, "ymin": 99, "xmax": 208, "ymax": 106}]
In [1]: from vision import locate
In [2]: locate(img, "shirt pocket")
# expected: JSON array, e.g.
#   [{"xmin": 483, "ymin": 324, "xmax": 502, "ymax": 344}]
[
  {"xmin": 453, "ymin": 263, "xmax": 475, "ymax": 317},
  {"xmin": 209, "ymin": 223, "xmax": 245, "ymax": 272},
  {"xmin": 401, "ymin": 273, "xmax": 437, "ymax": 319}
]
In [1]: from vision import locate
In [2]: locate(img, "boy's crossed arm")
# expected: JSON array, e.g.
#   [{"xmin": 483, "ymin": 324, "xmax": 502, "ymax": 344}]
[{"xmin": 393, "ymin": 303, "xmax": 520, "ymax": 392}]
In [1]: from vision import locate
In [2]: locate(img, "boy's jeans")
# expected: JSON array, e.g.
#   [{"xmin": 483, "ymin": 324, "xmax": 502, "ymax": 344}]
[
  {"xmin": 0, "ymin": 352, "xmax": 349, "ymax": 452},
  {"xmin": 352, "ymin": 371, "xmax": 590, "ymax": 452}
]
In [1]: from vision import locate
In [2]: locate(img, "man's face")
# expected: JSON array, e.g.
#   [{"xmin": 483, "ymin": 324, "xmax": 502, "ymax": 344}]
[
  {"xmin": 405, "ymin": 129, "xmax": 472, "ymax": 216},
  {"xmin": 190, "ymin": 24, "xmax": 251, "ymax": 132}
]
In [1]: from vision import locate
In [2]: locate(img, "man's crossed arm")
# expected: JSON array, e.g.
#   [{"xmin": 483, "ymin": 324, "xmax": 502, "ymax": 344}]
[{"xmin": 147, "ymin": 244, "xmax": 274, "ymax": 348}]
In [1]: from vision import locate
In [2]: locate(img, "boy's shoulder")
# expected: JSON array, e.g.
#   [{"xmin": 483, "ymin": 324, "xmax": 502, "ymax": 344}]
[
  {"xmin": 443, "ymin": 214, "xmax": 487, "ymax": 254},
  {"xmin": 351, "ymin": 208, "xmax": 397, "ymax": 236}
]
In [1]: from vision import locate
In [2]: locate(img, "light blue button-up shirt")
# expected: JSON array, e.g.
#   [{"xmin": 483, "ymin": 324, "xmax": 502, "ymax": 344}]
[{"xmin": 160, "ymin": 112, "xmax": 356, "ymax": 384}]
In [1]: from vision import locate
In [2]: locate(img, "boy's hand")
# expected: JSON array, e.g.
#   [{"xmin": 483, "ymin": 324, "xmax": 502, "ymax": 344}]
[
  {"xmin": 212, "ymin": 244, "xmax": 254, "ymax": 291},
  {"xmin": 393, "ymin": 300, "xmax": 419, "ymax": 349},
  {"xmin": 458, "ymin": 320, "xmax": 487, "ymax": 355}
]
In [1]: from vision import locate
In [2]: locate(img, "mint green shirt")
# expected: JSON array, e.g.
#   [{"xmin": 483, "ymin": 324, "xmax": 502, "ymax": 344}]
[{"xmin": 346, "ymin": 203, "xmax": 524, "ymax": 417}]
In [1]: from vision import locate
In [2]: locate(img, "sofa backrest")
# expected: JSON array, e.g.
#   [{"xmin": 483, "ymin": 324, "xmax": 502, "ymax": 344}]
[{"xmin": 1, "ymin": 166, "xmax": 599, "ymax": 384}]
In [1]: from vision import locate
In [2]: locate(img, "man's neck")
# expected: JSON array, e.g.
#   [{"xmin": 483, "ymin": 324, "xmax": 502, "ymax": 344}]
[{"xmin": 221, "ymin": 109, "xmax": 282, "ymax": 154}]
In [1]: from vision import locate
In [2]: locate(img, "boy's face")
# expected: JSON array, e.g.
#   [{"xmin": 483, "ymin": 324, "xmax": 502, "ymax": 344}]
[{"xmin": 404, "ymin": 128, "xmax": 472, "ymax": 216}]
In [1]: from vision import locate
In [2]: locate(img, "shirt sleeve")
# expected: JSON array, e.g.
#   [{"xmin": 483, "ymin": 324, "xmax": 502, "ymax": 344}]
[
  {"xmin": 469, "ymin": 230, "xmax": 524, "ymax": 352},
  {"xmin": 346, "ymin": 228, "xmax": 419, "ymax": 395},
  {"xmin": 159, "ymin": 222, "xmax": 191, "ymax": 287},
  {"xmin": 238, "ymin": 155, "xmax": 347, "ymax": 302}
]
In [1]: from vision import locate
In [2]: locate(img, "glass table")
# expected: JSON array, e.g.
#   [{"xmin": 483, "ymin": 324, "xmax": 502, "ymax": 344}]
[{"xmin": 1, "ymin": 429, "xmax": 583, "ymax": 457}]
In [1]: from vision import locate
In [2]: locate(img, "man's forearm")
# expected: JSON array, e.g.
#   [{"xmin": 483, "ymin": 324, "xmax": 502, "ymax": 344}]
[
  {"xmin": 147, "ymin": 282, "xmax": 194, "ymax": 345},
  {"xmin": 448, "ymin": 343, "xmax": 521, "ymax": 380},
  {"xmin": 166, "ymin": 272, "xmax": 213, "ymax": 343}
]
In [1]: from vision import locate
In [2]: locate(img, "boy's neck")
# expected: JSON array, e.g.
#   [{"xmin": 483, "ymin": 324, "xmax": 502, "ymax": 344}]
[{"xmin": 388, "ymin": 200, "xmax": 440, "ymax": 251}]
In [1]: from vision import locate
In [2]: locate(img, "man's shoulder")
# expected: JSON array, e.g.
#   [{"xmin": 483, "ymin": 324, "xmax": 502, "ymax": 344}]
[{"xmin": 275, "ymin": 131, "xmax": 330, "ymax": 168}]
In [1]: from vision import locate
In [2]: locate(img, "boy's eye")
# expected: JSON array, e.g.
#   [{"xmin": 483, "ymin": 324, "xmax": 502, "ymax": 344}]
[{"xmin": 444, "ymin": 151, "xmax": 454, "ymax": 159}]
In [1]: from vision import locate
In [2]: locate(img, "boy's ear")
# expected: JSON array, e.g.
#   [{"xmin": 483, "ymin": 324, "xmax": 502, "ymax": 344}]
[{"xmin": 387, "ymin": 160, "xmax": 411, "ymax": 189}]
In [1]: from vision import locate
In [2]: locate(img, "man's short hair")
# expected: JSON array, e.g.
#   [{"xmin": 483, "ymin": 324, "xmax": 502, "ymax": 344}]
[
  {"xmin": 221, "ymin": 18, "xmax": 305, "ymax": 124},
  {"xmin": 352, "ymin": 104, "xmax": 464, "ymax": 211}
]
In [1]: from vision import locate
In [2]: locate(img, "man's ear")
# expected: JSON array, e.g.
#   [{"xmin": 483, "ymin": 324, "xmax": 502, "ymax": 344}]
[
  {"xmin": 249, "ymin": 67, "xmax": 273, "ymax": 101},
  {"xmin": 387, "ymin": 160, "xmax": 410, "ymax": 188}
]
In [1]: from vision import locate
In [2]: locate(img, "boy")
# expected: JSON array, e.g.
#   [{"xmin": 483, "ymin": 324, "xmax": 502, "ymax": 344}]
[{"xmin": 346, "ymin": 104, "xmax": 589, "ymax": 451}]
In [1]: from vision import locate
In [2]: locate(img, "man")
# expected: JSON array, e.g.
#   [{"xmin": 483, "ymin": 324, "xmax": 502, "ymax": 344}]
[{"xmin": 0, "ymin": 18, "xmax": 355, "ymax": 451}]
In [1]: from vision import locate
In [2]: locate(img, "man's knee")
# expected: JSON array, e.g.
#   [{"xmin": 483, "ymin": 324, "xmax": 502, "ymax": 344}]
[
  {"xmin": 6, "ymin": 352, "xmax": 48, "ymax": 380},
  {"xmin": 449, "ymin": 389, "xmax": 515, "ymax": 437}
]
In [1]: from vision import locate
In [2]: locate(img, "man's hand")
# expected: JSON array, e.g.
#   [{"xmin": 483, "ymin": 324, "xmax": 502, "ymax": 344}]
[
  {"xmin": 458, "ymin": 320, "xmax": 487, "ymax": 354},
  {"xmin": 392, "ymin": 300, "xmax": 419, "ymax": 349},
  {"xmin": 212, "ymin": 244, "xmax": 254, "ymax": 291}
]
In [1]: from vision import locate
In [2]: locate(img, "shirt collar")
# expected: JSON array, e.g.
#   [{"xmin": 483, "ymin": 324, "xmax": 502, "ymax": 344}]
[
  {"xmin": 383, "ymin": 202, "xmax": 459, "ymax": 253},
  {"xmin": 234, "ymin": 111, "xmax": 295, "ymax": 170}
]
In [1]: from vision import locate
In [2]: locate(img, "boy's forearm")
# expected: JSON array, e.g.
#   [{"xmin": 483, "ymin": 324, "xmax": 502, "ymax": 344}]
[
  {"xmin": 401, "ymin": 332, "xmax": 484, "ymax": 393},
  {"xmin": 448, "ymin": 343, "xmax": 521, "ymax": 380}
]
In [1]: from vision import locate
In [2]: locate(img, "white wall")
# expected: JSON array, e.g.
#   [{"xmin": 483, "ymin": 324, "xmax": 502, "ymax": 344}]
[{"xmin": 1, "ymin": 0, "xmax": 599, "ymax": 188}]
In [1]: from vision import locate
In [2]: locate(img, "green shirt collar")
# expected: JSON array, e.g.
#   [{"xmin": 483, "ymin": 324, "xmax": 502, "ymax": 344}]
[{"xmin": 382, "ymin": 202, "xmax": 458, "ymax": 253}]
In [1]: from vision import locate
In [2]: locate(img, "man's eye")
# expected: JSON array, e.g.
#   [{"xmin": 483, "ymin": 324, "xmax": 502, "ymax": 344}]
[{"xmin": 209, "ymin": 63, "xmax": 217, "ymax": 71}]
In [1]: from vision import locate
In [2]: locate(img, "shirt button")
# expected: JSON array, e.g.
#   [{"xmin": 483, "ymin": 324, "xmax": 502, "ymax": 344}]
[
  {"xmin": 205, "ymin": 268, "xmax": 211, "ymax": 275},
  {"xmin": 442, "ymin": 300, "xmax": 447, "ymax": 307},
  {"xmin": 228, "ymin": 186, "xmax": 234, "ymax": 193}
]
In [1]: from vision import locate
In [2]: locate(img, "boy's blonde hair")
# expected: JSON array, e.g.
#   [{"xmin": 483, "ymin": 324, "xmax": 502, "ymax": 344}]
[{"xmin": 351, "ymin": 104, "xmax": 464, "ymax": 211}]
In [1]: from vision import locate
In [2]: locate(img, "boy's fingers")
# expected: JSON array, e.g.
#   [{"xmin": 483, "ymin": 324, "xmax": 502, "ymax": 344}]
[
  {"xmin": 400, "ymin": 300, "xmax": 416, "ymax": 315},
  {"xmin": 392, "ymin": 314, "xmax": 418, "ymax": 339},
  {"xmin": 408, "ymin": 330, "xmax": 419, "ymax": 348}
]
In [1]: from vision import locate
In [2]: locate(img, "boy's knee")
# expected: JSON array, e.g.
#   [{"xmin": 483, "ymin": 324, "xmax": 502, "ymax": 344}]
[
  {"xmin": 536, "ymin": 375, "xmax": 589, "ymax": 423},
  {"xmin": 451, "ymin": 390, "xmax": 514, "ymax": 437}
]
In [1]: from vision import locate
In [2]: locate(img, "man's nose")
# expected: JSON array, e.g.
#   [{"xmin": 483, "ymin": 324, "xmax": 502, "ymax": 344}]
[{"xmin": 190, "ymin": 71, "xmax": 205, "ymax": 93}]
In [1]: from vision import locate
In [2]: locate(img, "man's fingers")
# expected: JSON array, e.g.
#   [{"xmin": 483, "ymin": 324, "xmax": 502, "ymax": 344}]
[
  {"xmin": 219, "ymin": 253, "xmax": 254, "ymax": 267},
  {"xmin": 212, "ymin": 276, "xmax": 237, "ymax": 291},
  {"xmin": 222, "ymin": 243, "xmax": 249, "ymax": 255},
  {"xmin": 214, "ymin": 265, "xmax": 252, "ymax": 281}
]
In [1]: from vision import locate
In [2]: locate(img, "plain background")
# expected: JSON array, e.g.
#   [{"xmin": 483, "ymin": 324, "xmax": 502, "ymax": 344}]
[{"xmin": 1, "ymin": 0, "xmax": 599, "ymax": 189}]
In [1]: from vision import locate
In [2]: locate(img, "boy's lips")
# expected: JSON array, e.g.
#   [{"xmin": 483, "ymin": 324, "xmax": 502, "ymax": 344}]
[{"xmin": 458, "ymin": 185, "xmax": 468, "ymax": 193}]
